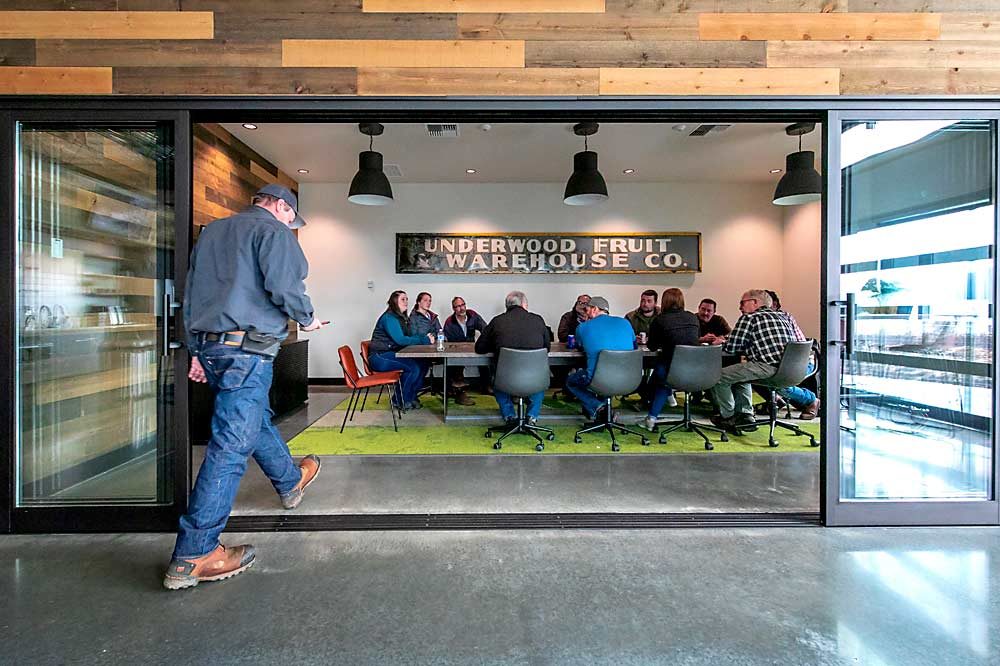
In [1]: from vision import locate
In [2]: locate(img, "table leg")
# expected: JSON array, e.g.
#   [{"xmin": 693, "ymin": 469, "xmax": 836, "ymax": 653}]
[{"xmin": 442, "ymin": 359, "xmax": 449, "ymax": 422}]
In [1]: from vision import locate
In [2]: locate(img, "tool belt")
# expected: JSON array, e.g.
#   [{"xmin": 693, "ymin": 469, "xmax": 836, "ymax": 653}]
[{"xmin": 202, "ymin": 330, "xmax": 280, "ymax": 358}]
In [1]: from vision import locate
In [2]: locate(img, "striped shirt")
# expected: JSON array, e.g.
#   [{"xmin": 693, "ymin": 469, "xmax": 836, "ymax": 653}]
[{"xmin": 723, "ymin": 306, "xmax": 797, "ymax": 366}]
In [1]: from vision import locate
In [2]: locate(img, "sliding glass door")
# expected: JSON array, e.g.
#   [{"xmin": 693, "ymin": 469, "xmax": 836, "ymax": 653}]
[
  {"xmin": 5, "ymin": 112, "xmax": 190, "ymax": 532},
  {"xmin": 825, "ymin": 112, "xmax": 1000, "ymax": 525}
]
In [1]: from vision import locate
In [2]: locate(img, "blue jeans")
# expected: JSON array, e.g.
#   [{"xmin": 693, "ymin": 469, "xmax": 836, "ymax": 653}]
[
  {"xmin": 173, "ymin": 341, "xmax": 301, "ymax": 559},
  {"xmin": 647, "ymin": 363, "xmax": 674, "ymax": 419},
  {"xmin": 565, "ymin": 368, "xmax": 605, "ymax": 420},
  {"xmin": 494, "ymin": 389, "xmax": 545, "ymax": 421},
  {"xmin": 370, "ymin": 351, "xmax": 425, "ymax": 405},
  {"xmin": 777, "ymin": 361, "xmax": 817, "ymax": 408}
]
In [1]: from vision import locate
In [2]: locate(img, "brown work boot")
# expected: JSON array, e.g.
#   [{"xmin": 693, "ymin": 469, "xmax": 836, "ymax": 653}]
[
  {"xmin": 281, "ymin": 454, "xmax": 321, "ymax": 510},
  {"xmin": 163, "ymin": 543, "xmax": 255, "ymax": 590},
  {"xmin": 454, "ymin": 390, "xmax": 475, "ymax": 406},
  {"xmin": 799, "ymin": 399, "xmax": 820, "ymax": 420}
]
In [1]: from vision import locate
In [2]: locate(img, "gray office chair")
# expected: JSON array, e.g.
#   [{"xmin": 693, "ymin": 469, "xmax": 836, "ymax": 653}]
[
  {"xmin": 653, "ymin": 344, "xmax": 730, "ymax": 451},
  {"xmin": 737, "ymin": 340, "xmax": 817, "ymax": 447},
  {"xmin": 573, "ymin": 350, "xmax": 650, "ymax": 451},
  {"xmin": 485, "ymin": 347, "xmax": 554, "ymax": 452}
]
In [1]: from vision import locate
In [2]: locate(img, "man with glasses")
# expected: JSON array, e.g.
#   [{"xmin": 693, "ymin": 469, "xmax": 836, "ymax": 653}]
[
  {"xmin": 443, "ymin": 296, "xmax": 489, "ymax": 403},
  {"xmin": 709, "ymin": 289, "xmax": 796, "ymax": 433}
]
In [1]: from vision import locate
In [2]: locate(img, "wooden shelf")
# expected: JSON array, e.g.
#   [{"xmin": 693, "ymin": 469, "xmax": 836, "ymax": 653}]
[{"xmin": 24, "ymin": 362, "xmax": 158, "ymax": 405}]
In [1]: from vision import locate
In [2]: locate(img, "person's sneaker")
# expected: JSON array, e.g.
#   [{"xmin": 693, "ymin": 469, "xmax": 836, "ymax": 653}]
[
  {"xmin": 527, "ymin": 416, "xmax": 538, "ymax": 426},
  {"xmin": 799, "ymin": 399, "xmax": 820, "ymax": 420},
  {"xmin": 281, "ymin": 455, "xmax": 321, "ymax": 510},
  {"xmin": 734, "ymin": 413, "xmax": 758, "ymax": 431},
  {"xmin": 642, "ymin": 415, "xmax": 658, "ymax": 432},
  {"xmin": 454, "ymin": 391, "xmax": 475, "ymax": 406},
  {"xmin": 666, "ymin": 393, "xmax": 678, "ymax": 408},
  {"xmin": 163, "ymin": 543, "xmax": 255, "ymax": 590},
  {"xmin": 408, "ymin": 399, "xmax": 423, "ymax": 410}
]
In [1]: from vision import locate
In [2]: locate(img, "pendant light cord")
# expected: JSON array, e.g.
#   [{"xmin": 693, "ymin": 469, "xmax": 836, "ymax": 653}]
[
  {"xmin": 798, "ymin": 134, "xmax": 802, "ymax": 152},
  {"xmin": 584, "ymin": 135, "xmax": 589, "ymax": 151},
  {"xmin": 370, "ymin": 135, "xmax": 374, "ymax": 151}
]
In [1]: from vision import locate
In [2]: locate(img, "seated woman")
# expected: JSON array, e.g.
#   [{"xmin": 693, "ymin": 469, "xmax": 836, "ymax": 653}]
[
  {"xmin": 368, "ymin": 290, "xmax": 433, "ymax": 411},
  {"xmin": 409, "ymin": 292, "xmax": 442, "ymax": 339},
  {"xmin": 643, "ymin": 288, "xmax": 700, "ymax": 431}
]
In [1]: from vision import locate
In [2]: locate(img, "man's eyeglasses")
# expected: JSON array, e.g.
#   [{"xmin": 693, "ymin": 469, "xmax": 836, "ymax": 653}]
[
  {"xmin": 740, "ymin": 298, "xmax": 757, "ymax": 305},
  {"xmin": 576, "ymin": 300, "xmax": 590, "ymax": 306}
]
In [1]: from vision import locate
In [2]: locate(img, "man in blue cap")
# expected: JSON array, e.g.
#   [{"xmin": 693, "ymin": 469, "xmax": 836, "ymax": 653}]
[{"xmin": 164, "ymin": 183, "xmax": 327, "ymax": 590}]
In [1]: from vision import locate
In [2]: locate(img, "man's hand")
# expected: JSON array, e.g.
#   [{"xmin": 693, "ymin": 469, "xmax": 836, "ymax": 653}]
[
  {"xmin": 189, "ymin": 356, "xmax": 207, "ymax": 383},
  {"xmin": 301, "ymin": 318, "xmax": 325, "ymax": 332},
  {"xmin": 427, "ymin": 333, "xmax": 435, "ymax": 343},
  {"xmin": 698, "ymin": 333, "xmax": 716, "ymax": 344}
]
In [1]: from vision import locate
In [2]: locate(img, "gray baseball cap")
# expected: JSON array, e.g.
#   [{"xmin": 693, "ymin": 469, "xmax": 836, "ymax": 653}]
[
  {"xmin": 589, "ymin": 296, "xmax": 610, "ymax": 313},
  {"xmin": 256, "ymin": 183, "xmax": 306, "ymax": 229}
]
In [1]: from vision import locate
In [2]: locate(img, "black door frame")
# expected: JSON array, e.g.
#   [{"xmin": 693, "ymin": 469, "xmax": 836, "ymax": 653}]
[
  {"xmin": 1, "ymin": 95, "xmax": 998, "ymax": 532},
  {"xmin": 0, "ymin": 108, "xmax": 191, "ymax": 533}
]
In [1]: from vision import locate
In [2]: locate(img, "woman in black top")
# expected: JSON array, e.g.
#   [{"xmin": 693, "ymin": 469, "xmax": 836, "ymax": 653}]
[{"xmin": 645, "ymin": 288, "xmax": 700, "ymax": 428}]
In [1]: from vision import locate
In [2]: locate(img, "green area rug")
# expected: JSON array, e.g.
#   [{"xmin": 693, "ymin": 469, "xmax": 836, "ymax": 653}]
[
  {"xmin": 334, "ymin": 391, "xmax": 585, "ymax": 414},
  {"xmin": 289, "ymin": 422, "xmax": 822, "ymax": 456}
]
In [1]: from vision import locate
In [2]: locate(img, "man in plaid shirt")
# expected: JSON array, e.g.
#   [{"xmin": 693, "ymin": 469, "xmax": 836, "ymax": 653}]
[{"xmin": 710, "ymin": 289, "xmax": 797, "ymax": 431}]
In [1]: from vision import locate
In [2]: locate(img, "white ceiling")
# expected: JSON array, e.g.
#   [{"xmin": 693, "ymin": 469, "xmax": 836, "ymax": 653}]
[{"xmin": 222, "ymin": 121, "xmax": 823, "ymax": 186}]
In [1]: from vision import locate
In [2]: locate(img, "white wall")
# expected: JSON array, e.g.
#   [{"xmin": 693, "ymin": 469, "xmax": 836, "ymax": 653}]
[
  {"xmin": 780, "ymin": 201, "xmax": 822, "ymax": 339},
  {"xmin": 299, "ymin": 182, "xmax": 798, "ymax": 378}
]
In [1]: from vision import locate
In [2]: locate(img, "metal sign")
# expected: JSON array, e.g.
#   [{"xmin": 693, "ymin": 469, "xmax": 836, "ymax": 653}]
[{"xmin": 396, "ymin": 232, "xmax": 701, "ymax": 274}]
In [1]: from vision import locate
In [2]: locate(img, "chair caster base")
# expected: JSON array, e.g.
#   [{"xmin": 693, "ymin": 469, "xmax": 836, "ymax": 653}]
[
  {"xmin": 720, "ymin": 433, "xmax": 729, "ymax": 442},
  {"xmin": 535, "ymin": 443, "xmax": 544, "ymax": 452},
  {"xmin": 493, "ymin": 442, "xmax": 502, "ymax": 450},
  {"xmin": 484, "ymin": 431, "xmax": 492, "ymax": 438},
  {"xmin": 705, "ymin": 442, "xmax": 714, "ymax": 451},
  {"xmin": 546, "ymin": 433, "xmax": 555, "ymax": 441},
  {"xmin": 641, "ymin": 438, "xmax": 650, "ymax": 446},
  {"xmin": 574, "ymin": 435, "xmax": 582, "ymax": 443},
  {"xmin": 769, "ymin": 438, "xmax": 779, "ymax": 448},
  {"xmin": 658, "ymin": 434, "xmax": 666, "ymax": 444},
  {"xmin": 809, "ymin": 439, "xmax": 819, "ymax": 447},
  {"xmin": 611, "ymin": 442, "xmax": 620, "ymax": 452}
]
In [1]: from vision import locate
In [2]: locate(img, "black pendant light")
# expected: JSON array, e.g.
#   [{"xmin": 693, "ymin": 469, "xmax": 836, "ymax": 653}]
[
  {"xmin": 773, "ymin": 122, "xmax": 821, "ymax": 206},
  {"xmin": 564, "ymin": 122, "xmax": 609, "ymax": 206},
  {"xmin": 348, "ymin": 122, "xmax": 393, "ymax": 206}
]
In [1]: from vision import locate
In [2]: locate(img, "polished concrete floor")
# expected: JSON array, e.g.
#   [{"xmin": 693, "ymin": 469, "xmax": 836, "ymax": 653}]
[{"xmin": 3, "ymin": 527, "xmax": 998, "ymax": 665}]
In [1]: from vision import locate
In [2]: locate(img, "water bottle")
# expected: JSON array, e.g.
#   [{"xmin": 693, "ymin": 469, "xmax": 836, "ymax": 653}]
[{"xmin": 436, "ymin": 331, "xmax": 445, "ymax": 352}]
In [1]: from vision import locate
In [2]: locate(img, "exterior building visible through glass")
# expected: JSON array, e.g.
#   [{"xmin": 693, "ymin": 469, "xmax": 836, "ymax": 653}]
[{"xmin": 839, "ymin": 119, "xmax": 995, "ymax": 501}]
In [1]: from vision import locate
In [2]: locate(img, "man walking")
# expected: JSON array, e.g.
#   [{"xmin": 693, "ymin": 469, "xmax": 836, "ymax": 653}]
[{"xmin": 164, "ymin": 184, "xmax": 326, "ymax": 590}]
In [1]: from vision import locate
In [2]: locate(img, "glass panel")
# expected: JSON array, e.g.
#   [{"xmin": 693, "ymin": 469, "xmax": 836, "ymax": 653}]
[
  {"xmin": 16, "ymin": 124, "xmax": 175, "ymax": 506},
  {"xmin": 839, "ymin": 119, "xmax": 995, "ymax": 501}
]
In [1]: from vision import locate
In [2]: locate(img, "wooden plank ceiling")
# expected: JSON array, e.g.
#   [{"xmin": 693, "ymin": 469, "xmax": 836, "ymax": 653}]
[{"xmin": 1, "ymin": 1, "xmax": 999, "ymax": 95}]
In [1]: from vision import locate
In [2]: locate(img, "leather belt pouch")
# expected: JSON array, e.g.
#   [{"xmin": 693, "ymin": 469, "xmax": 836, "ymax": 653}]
[{"xmin": 240, "ymin": 331, "xmax": 280, "ymax": 358}]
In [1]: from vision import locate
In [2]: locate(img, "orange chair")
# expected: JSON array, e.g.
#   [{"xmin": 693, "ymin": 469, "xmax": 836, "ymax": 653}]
[
  {"xmin": 360, "ymin": 339, "xmax": 395, "ymax": 406},
  {"xmin": 338, "ymin": 345, "xmax": 402, "ymax": 434}
]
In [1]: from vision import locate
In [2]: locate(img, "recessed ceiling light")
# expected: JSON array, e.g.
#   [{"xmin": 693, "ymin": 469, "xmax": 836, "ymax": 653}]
[
  {"xmin": 769, "ymin": 168, "xmax": 782, "ymax": 174},
  {"xmin": 242, "ymin": 123, "xmax": 258, "ymax": 130},
  {"xmin": 622, "ymin": 168, "xmax": 636, "ymax": 175},
  {"xmin": 466, "ymin": 168, "xmax": 477, "ymax": 174},
  {"xmin": 297, "ymin": 168, "xmax": 310, "ymax": 174}
]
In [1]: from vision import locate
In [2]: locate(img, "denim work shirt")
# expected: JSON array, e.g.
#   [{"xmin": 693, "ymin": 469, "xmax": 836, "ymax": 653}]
[{"xmin": 183, "ymin": 205, "xmax": 314, "ymax": 348}]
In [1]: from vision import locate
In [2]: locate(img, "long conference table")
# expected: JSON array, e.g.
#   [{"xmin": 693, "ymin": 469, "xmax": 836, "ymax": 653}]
[{"xmin": 397, "ymin": 341, "xmax": 658, "ymax": 422}]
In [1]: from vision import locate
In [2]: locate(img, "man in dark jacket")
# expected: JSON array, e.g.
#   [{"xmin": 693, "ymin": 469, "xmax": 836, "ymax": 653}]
[
  {"xmin": 443, "ymin": 296, "xmax": 490, "ymax": 397},
  {"xmin": 475, "ymin": 291, "xmax": 551, "ymax": 423},
  {"xmin": 166, "ymin": 184, "xmax": 326, "ymax": 591}
]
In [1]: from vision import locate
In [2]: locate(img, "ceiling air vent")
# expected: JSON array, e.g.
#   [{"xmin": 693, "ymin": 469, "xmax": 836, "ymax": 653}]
[
  {"xmin": 689, "ymin": 124, "xmax": 732, "ymax": 136},
  {"xmin": 426, "ymin": 123, "xmax": 460, "ymax": 138},
  {"xmin": 383, "ymin": 163, "xmax": 404, "ymax": 179}
]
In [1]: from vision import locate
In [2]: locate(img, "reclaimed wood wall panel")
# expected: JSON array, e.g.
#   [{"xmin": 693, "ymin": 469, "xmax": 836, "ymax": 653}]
[
  {"xmin": 114, "ymin": 67, "xmax": 356, "ymax": 95},
  {"xmin": 283, "ymin": 39, "xmax": 524, "ymax": 68},
  {"xmin": 600, "ymin": 67, "xmax": 840, "ymax": 95},
  {"xmin": 840, "ymin": 67, "xmax": 1000, "ymax": 94},
  {"xmin": 768, "ymin": 40, "xmax": 1000, "ymax": 69},
  {"xmin": 525, "ymin": 40, "xmax": 766, "ymax": 68},
  {"xmin": 37, "ymin": 39, "xmax": 282, "ymax": 67},
  {"xmin": 4, "ymin": 4, "xmax": 1000, "ymax": 95},
  {"xmin": 458, "ymin": 13, "xmax": 699, "ymax": 40},
  {"xmin": 192, "ymin": 123, "xmax": 299, "ymax": 229},
  {"xmin": 0, "ymin": 11, "xmax": 213, "ymax": 40},
  {"xmin": 699, "ymin": 13, "xmax": 940, "ymax": 41},
  {"xmin": 357, "ymin": 67, "xmax": 599, "ymax": 95},
  {"xmin": 363, "ymin": 0, "xmax": 605, "ymax": 12},
  {"xmin": 0, "ymin": 66, "xmax": 111, "ymax": 93}
]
